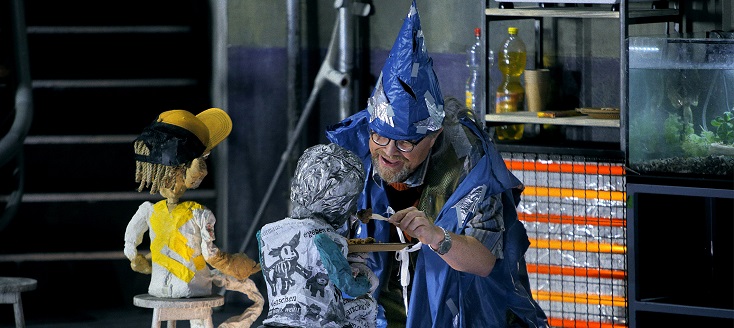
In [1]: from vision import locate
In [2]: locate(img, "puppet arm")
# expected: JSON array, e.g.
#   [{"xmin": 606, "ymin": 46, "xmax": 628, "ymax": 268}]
[
  {"xmin": 123, "ymin": 202, "xmax": 153, "ymax": 274},
  {"xmin": 194, "ymin": 207, "xmax": 260, "ymax": 280},
  {"xmin": 130, "ymin": 254, "xmax": 152, "ymax": 274},
  {"xmin": 314, "ymin": 233, "xmax": 370, "ymax": 297},
  {"xmin": 207, "ymin": 250, "xmax": 261, "ymax": 280}
]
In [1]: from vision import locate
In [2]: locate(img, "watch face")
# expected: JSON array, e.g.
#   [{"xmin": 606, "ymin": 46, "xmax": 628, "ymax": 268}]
[
  {"xmin": 437, "ymin": 229, "xmax": 452, "ymax": 255},
  {"xmin": 438, "ymin": 241, "xmax": 451, "ymax": 254}
]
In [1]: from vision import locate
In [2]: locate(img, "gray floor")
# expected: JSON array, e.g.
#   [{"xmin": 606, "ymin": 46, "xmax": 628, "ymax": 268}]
[{"xmin": 1, "ymin": 303, "xmax": 265, "ymax": 328}]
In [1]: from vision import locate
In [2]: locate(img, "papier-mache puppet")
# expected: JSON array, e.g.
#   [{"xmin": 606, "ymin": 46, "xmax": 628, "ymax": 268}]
[
  {"xmin": 123, "ymin": 108, "xmax": 263, "ymax": 328},
  {"xmin": 257, "ymin": 143, "xmax": 379, "ymax": 328}
]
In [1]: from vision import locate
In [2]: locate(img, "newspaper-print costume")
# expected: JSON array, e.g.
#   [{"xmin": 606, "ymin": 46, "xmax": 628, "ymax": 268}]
[{"xmin": 258, "ymin": 143, "xmax": 378, "ymax": 328}]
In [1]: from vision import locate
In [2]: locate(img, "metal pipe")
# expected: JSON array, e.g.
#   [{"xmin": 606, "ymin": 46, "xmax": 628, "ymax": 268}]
[
  {"xmin": 0, "ymin": 0, "xmax": 34, "ymax": 231},
  {"xmin": 0, "ymin": 0, "xmax": 33, "ymax": 168},
  {"xmin": 239, "ymin": 18, "xmax": 349, "ymax": 253},
  {"xmin": 286, "ymin": 0, "xmax": 302, "ymax": 190},
  {"xmin": 335, "ymin": 0, "xmax": 370, "ymax": 119},
  {"xmin": 620, "ymin": 0, "xmax": 627, "ymax": 153},
  {"xmin": 209, "ymin": 0, "xmax": 230, "ymax": 253},
  {"xmin": 336, "ymin": 0, "xmax": 353, "ymax": 120}
]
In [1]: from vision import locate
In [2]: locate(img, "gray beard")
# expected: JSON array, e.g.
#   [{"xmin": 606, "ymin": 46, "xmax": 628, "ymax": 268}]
[{"xmin": 371, "ymin": 154, "xmax": 411, "ymax": 184}]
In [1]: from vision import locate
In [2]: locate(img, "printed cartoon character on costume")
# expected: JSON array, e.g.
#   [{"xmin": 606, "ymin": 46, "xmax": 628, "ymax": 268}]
[
  {"xmin": 123, "ymin": 108, "xmax": 263, "ymax": 328},
  {"xmin": 257, "ymin": 143, "xmax": 378, "ymax": 328}
]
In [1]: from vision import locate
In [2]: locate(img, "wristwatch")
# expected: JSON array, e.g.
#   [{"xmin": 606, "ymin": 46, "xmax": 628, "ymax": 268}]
[{"xmin": 430, "ymin": 227, "xmax": 452, "ymax": 255}]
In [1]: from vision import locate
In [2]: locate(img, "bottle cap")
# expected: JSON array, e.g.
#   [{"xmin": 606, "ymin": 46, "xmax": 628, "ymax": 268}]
[{"xmin": 508, "ymin": 27, "xmax": 518, "ymax": 34}]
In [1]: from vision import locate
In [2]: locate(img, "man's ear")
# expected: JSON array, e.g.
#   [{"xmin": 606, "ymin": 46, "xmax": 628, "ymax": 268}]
[{"xmin": 428, "ymin": 128, "xmax": 443, "ymax": 147}]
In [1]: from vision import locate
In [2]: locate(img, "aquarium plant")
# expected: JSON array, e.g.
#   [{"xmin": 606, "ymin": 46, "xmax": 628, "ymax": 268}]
[
  {"xmin": 710, "ymin": 109, "xmax": 734, "ymax": 145},
  {"xmin": 676, "ymin": 108, "xmax": 734, "ymax": 157}
]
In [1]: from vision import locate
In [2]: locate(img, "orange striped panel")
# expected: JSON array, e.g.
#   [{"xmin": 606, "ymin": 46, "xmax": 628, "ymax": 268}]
[
  {"xmin": 504, "ymin": 159, "xmax": 626, "ymax": 176},
  {"xmin": 533, "ymin": 290, "xmax": 627, "ymax": 307},
  {"xmin": 547, "ymin": 317, "xmax": 628, "ymax": 328},
  {"xmin": 523, "ymin": 186, "xmax": 626, "ymax": 202},
  {"xmin": 518, "ymin": 212, "xmax": 626, "ymax": 227},
  {"xmin": 527, "ymin": 263, "xmax": 626, "ymax": 280},
  {"xmin": 530, "ymin": 238, "xmax": 626, "ymax": 254}
]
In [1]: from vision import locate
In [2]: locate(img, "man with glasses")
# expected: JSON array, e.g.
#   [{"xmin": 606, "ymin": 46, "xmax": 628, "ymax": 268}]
[{"xmin": 326, "ymin": 2, "xmax": 547, "ymax": 327}]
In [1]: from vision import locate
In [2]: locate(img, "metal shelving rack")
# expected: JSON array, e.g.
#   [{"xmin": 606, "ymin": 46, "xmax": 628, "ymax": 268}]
[
  {"xmin": 484, "ymin": 1, "xmax": 681, "ymax": 152},
  {"xmin": 484, "ymin": 2, "xmax": 685, "ymax": 327}
]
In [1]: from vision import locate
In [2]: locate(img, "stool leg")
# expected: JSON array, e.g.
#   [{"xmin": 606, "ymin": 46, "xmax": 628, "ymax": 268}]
[
  {"xmin": 150, "ymin": 308, "xmax": 162, "ymax": 328},
  {"xmin": 12, "ymin": 294, "xmax": 25, "ymax": 328},
  {"xmin": 189, "ymin": 317, "xmax": 214, "ymax": 328}
]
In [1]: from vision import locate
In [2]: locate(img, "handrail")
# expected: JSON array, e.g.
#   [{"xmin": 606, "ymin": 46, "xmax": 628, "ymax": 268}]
[{"xmin": 0, "ymin": 0, "xmax": 34, "ymax": 231}]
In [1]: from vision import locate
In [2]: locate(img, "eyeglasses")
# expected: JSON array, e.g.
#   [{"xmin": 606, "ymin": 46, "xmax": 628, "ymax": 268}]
[{"xmin": 370, "ymin": 131, "xmax": 424, "ymax": 153}]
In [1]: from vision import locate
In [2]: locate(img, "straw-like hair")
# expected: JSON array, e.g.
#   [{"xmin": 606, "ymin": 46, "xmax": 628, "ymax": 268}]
[{"xmin": 134, "ymin": 140, "xmax": 186, "ymax": 194}]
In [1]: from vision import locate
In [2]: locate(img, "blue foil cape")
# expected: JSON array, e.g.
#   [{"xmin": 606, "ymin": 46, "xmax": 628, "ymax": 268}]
[{"xmin": 326, "ymin": 111, "xmax": 548, "ymax": 327}]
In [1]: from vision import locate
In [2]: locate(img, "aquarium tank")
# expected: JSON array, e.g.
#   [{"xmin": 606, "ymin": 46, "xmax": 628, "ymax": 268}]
[{"xmin": 627, "ymin": 36, "xmax": 734, "ymax": 181}]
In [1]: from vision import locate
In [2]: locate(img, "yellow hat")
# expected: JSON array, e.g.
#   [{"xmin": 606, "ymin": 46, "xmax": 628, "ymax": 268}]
[
  {"xmin": 158, "ymin": 108, "xmax": 232, "ymax": 152},
  {"xmin": 135, "ymin": 108, "xmax": 232, "ymax": 166}
]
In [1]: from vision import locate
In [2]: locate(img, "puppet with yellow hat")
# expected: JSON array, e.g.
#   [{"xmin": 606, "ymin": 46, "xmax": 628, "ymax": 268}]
[{"xmin": 123, "ymin": 108, "xmax": 263, "ymax": 328}]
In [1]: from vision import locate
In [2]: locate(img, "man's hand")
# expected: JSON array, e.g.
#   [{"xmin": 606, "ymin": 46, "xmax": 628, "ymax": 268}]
[
  {"xmin": 388, "ymin": 206, "xmax": 444, "ymax": 248},
  {"xmin": 390, "ymin": 207, "xmax": 497, "ymax": 276}
]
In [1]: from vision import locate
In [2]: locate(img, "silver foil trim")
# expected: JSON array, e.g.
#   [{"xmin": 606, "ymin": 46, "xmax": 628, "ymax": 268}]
[
  {"xmin": 368, "ymin": 73, "xmax": 395, "ymax": 128},
  {"xmin": 415, "ymin": 90, "xmax": 444, "ymax": 133},
  {"xmin": 452, "ymin": 185, "xmax": 486, "ymax": 227},
  {"xmin": 417, "ymin": 29, "xmax": 426, "ymax": 54}
]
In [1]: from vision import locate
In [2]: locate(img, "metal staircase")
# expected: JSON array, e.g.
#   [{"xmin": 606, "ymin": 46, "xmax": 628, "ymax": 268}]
[{"xmin": 0, "ymin": 0, "xmax": 221, "ymax": 318}]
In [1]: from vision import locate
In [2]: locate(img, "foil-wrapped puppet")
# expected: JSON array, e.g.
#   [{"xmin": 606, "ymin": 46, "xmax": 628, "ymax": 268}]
[
  {"xmin": 123, "ymin": 108, "xmax": 263, "ymax": 328},
  {"xmin": 257, "ymin": 143, "xmax": 378, "ymax": 328}
]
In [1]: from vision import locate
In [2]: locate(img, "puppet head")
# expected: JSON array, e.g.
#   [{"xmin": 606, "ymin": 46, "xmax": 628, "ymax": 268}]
[
  {"xmin": 367, "ymin": 0, "xmax": 444, "ymax": 141},
  {"xmin": 133, "ymin": 108, "xmax": 232, "ymax": 194},
  {"xmin": 290, "ymin": 143, "xmax": 365, "ymax": 229}
]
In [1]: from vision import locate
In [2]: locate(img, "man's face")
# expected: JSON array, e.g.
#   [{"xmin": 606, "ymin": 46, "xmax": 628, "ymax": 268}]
[{"xmin": 368, "ymin": 129, "xmax": 441, "ymax": 184}]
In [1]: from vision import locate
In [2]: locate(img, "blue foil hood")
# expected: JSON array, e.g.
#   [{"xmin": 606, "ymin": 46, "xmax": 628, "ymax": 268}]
[{"xmin": 367, "ymin": 0, "xmax": 444, "ymax": 141}]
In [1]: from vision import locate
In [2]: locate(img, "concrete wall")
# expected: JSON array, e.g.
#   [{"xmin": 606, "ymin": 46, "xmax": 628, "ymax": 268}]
[
  {"xmin": 222, "ymin": 0, "xmax": 729, "ymax": 260},
  {"xmin": 223, "ymin": 1, "xmax": 486, "ymax": 259}
]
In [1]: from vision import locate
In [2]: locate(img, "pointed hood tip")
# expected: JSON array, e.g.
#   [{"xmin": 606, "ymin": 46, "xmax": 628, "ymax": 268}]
[{"xmin": 367, "ymin": 0, "xmax": 444, "ymax": 141}]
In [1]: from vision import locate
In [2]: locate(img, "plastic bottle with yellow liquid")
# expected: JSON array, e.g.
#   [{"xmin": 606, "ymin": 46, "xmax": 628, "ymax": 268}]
[{"xmin": 495, "ymin": 27, "xmax": 526, "ymax": 141}]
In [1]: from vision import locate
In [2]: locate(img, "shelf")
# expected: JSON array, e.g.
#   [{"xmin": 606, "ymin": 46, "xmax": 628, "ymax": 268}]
[
  {"xmin": 496, "ymin": 143, "xmax": 624, "ymax": 158},
  {"xmin": 486, "ymin": 111, "xmax": 620, "ymax": 127},
  {"xmin": 633, "ymin": 301, "xmax": 734, "ymax": 320},
  {"xmin": 486, "ymin": 7, "xmax": 679, "ymax": 21},
  {"xmin": 628, "ymin": 183, "xmax": 734, "ymax": 327}
]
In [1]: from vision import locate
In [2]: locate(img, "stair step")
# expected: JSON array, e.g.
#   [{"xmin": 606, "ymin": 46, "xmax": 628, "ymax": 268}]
[
  {"xmin": 32, "ymin": 78, "xmax": 198, "ymax": 89},
  {"xmin": 0, "ymin": 250, "xmax": 131, "ymax": 262},
  {"xmin": 25, "ymin": 135, "xmax": 136, "ymax": 144},
  {"xmin": 13, "ymin": 189, "xmax": 215, "ymax": 203},
  {"xmin": 28, "ymin": 25, "xmax": 191, "ymax": 34}
]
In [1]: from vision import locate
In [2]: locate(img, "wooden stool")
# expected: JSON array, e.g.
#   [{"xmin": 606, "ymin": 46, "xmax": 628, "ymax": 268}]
[
  {"xmin": 0, "ymin": 277, "xmax": 37, "ymax": 328},
  {"xmin": 133, "ymin": 294, "xmax": 224, "ymax": 328}
]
